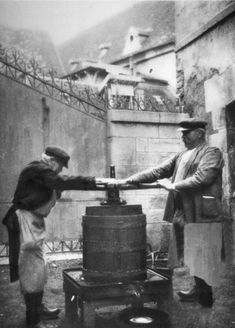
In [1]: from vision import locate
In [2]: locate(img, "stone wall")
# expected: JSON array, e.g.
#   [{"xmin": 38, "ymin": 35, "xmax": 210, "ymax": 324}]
[
  {"xmin": 0, "ymin": 72, "xmax": 189, "ymax": 254},
  {"xmin": 107, "ymin": 109, "xmax": 189, "ymax": 250},
  {"xmin": 176, "ymin": 1, "xmax": 235, "ymax": 118},
  {"xmin": 175, "ymin": 0, "xmax": 233, "ymax": 46},
  {"xmin": 0, "ymin": 74, "xmax": 107, "ymax": 244}
]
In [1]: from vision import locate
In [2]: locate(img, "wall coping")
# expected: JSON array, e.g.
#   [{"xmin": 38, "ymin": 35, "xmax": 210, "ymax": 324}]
[
  {"xmin": 107, "ymin": 109, "xmax": 189, "ymax": 124},
  {"xmin": 111, "ymin": 40, "xmax": 175, "ymax": 65},
  {"xmin": 112, "ymin": 42, "xmax": 175, "ymax": 66}
]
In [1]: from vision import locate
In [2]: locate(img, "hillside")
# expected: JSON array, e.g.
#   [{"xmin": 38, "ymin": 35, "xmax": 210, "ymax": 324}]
[{"xmin": 58, "ymin": 1, "xmax": 175, "ymax": 73}]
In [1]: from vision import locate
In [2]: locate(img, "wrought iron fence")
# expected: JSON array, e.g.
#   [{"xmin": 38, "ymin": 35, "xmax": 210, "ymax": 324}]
[
  {"xmin": 0, "ymin": 47, "xmax": 107, "ymax": 121},
  {"xmin": 0, "ymin": 46, "xmax": 181, "ymax": 118},
  {"xmin": 108, "ymin": 93, "xmax": 176, "ymax": 112},
  {"xmin": 0, "ymin": 240, "xmax": 82, "ymax": 257},
  {"xmin": 44, "ymin": 239, "xmax": 82, "ymax": 253}
]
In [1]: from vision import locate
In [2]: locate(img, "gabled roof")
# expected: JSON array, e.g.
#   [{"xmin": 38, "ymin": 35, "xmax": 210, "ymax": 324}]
[
  {"xmin": 64, "ymin": 59, "xmax": 130, "ymax": 77},
  {"xmin": 62, "ymin": 59, "xmax": 168, "ymax": 94},
  {"xmin": 59, "ymin": 1, "xmax": 175, "ymax": 74}
]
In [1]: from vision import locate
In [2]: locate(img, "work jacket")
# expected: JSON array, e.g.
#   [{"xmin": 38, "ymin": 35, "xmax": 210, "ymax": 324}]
[
  {"xmin": 2, "ymin": 160, "xmax": 96, "ymax": 282},
  {"xmin": 12, "ymin": 160, "xmax": 96, "ymax": 210},
  {"xmin": 129, "ymin": 143, "xmax": 224, "ymax": 223}
]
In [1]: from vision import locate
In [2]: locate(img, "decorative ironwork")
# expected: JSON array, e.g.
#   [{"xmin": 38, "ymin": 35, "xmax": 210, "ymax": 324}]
[
  {"xmin": 0, "ymin": 46, "xmax": 107, "ymax": 121},
  {"xmin": 44, "ymin": 239, "xmax": 82, "ymax": 253},
  {"xmin": 109, "ymin": 94, "xmax": 177, "ymax": 112},
  {"xmin": 0, "ymin": 240, "xmax": 83, "ymax": 257},
  {"xmin": 0, "ymin": 46, "xmax": 180, "ymax": 116},
  {"xmin": 0, "ymin": 243, "xmax": 9, "ymax": 257}
]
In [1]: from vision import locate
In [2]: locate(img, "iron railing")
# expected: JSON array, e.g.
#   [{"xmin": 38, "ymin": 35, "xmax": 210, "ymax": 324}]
[
  {"xmin": 108, "ymin": 93, "xmax": 176, "ymax": 112},
  {"xmin": 0, "ymin": 47, "xmax": 181, "ymax": 117},
  {"xmin": 0, "ymin": 240, "xmax": 82, "ymax": 257},
  {"xmin": 0, "ymin": 47, "xmax": 107, "ymax": 121}
]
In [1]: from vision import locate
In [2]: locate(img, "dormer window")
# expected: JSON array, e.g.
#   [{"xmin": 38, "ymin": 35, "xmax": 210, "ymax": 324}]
[{"xmin": 123, "ymin": 26, "xmax": 152, "ymax": 56}]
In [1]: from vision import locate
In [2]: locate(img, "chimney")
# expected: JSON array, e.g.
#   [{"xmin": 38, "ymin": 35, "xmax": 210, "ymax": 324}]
[
  {"xmin": 98, "ymin": 43, "xmax": 111, "ymax": 62},
  {"xmin": 129, "ymin": 56, "xmax": 134, "ymax": 75}
]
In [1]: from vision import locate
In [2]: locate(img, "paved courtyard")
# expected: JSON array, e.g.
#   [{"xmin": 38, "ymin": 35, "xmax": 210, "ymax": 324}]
[{"xmin": 0, "ymin": 256, "xmax": 234, "ymax": 328}]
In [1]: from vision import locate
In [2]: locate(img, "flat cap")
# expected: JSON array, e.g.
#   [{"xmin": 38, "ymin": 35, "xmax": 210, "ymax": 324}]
[
  {"xmin": 45, "ymin": 146, "xmax": 70, "ymax": 168},
  {"xmin": 178, "ymin": 118, "xmax": 207, "ymax": 131}
]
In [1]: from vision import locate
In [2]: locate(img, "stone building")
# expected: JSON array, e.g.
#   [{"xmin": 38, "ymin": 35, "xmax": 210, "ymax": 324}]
[
  {"xmin": 111, "ymin": 26, "xmax": 176, "ymax": 91},
  {"xmin": 175, "ymin": 0, "xmax": 235, "ymax": 257},
  {"xmin": 175, "ymin": 2, "xmax": 235, "ymax": 326},
  {"xmin": 59, "ymin": 1, "xmax": 176, "ymax": 91},
  {"xmin": 62, "ymin": 59, "xmax": 176, "ymax": 112}
]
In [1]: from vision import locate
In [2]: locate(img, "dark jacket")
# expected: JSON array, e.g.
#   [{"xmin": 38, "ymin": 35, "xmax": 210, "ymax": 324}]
[
  {"xmin": 129, "ymin": 143, "xmax": 224, "ymax": 223},
  {"xmin": 2, "ymin": 160, "xmax": 96, "ymax": 282}
]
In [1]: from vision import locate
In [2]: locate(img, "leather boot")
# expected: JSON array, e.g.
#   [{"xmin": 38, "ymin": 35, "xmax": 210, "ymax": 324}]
[
  {"xmin": 41, "ymin": 304, "xmax": 61, "ymax": 320},
  {"xmin": 177, "ymin": 285, "xmax": 199, "ymax": 302},
  {"xmin": 178, "ymin": 276, "xmax": 213, "ymax": 306},
  {"xmin": 194, "ymin": 276, "xmax": 213, "ymax": 307},
  {"xmin": 39, "ymin": 291, "xmax": 60, "ymax": 320}
]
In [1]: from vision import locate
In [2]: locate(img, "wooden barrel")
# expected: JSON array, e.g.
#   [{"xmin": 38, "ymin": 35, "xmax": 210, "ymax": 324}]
[{"xmin": 82, "ymin": 204, "xmax": 147, "ymax": 283}]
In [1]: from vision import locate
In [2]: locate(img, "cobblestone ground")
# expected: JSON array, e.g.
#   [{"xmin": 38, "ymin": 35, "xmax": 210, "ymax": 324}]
[{"xmin": 0, "ymin": 259, "xmax": 234, "ymax": 328}]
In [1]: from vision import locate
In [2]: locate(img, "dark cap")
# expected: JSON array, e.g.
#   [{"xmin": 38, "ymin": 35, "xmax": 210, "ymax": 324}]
[
  {"xmin": 178, "ymin": 118, "xmax": 207, "ymax": 131},
  {"xmin": 45, "ymin": 146, "xmax": 70, "ymax": 168}
]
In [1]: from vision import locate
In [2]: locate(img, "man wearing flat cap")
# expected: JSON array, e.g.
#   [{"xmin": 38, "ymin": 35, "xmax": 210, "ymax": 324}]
[
  {"xmin": 2, "ymin": 145, "xmax": 109, "ymax": 328},
  {"xmin": 118, "ymin": 118, "xmax": 224, "ymax": 307}
]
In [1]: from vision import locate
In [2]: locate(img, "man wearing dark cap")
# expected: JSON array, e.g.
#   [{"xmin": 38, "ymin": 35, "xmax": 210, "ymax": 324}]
[
  {"xmin": 118, "ymin": 118, "xmax": 224, "ymax": 307},
  {"xmin": 2, "ymin": 145, "xmax": 110, "ymax": 328}
]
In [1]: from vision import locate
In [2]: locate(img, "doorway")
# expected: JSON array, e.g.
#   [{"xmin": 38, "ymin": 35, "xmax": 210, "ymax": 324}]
[{"xmin": 226, "ymin": 101, "xmax": 235, "ymax": 201}]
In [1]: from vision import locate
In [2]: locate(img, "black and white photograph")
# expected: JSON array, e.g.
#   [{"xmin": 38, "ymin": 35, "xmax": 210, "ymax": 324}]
[{"xmin": 0, "ymin": 0, "xmax": 234, "ymax": 327}]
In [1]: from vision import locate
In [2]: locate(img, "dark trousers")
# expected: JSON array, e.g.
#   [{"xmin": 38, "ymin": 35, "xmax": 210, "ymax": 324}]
[
  {"xmin": 173, "ymin": 217, "xmax": 184, "ymax": 264},
  {"xmin": 24, "ymin": 292, "xmax": 43, "ymax": 327}
]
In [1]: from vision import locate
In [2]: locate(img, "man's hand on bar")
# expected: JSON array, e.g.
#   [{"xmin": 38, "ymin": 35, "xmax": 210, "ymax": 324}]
[
  {"xmin": 95, "ymin": 178, "xmax": 117, "ymax": 185},
  {"xmin": 112, "ymin": 179, "xmax": 130, "ymax": 186},
  {"xmin": 95, "ymin": 178, "xmax": 170, "ymax": 189},
  {"xmin": 95, "ymin": 178, "xmax": 135, "ymax": 187},
  {"xmin": 156, "ymin": 178, "xmax": 176, "ymax": 191}
]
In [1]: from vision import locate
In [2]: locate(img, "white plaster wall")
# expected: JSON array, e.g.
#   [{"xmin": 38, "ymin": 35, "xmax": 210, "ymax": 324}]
[{"xmin": 137, "ymin": 52, "xmax": 176, "ymax": 90}]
